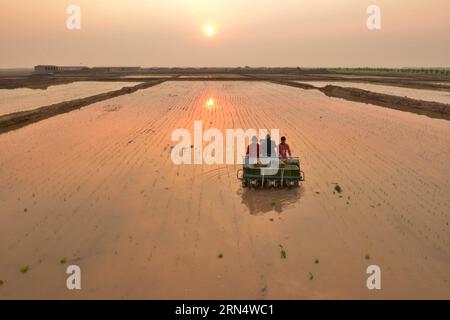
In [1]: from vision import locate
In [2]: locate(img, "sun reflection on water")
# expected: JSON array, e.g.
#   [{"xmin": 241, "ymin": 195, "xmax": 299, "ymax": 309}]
[{"xmin": 205, "ymin": 98, "xmax": 217, "ymax": 110}]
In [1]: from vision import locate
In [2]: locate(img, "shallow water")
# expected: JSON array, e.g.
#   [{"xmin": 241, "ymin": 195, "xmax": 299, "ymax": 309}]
[
  {"xmin": 297, "ymin": 81, "xmax": 450, "ymax": 104},
  {"xmin": 0, "ymin": 81, "xmax": 141, "ymax": 116},
  {"xmin": 121, "ymin": 75, "xmax": 171, "ymax": 78},
  {"xmin": 0, "ymin": 81, "xmax": 449, "ymax": 299}
]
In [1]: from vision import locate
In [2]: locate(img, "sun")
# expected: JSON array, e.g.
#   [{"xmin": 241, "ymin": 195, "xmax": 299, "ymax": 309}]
[{"xmin": 203, "ymin": 25, "xmax": 216, "ymax": 37}]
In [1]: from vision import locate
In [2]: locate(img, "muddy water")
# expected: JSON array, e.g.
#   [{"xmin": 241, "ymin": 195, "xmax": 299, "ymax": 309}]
[
  {"xmin": 179, "ymin": 74, "xmax": 246, "ymax": 78},
  {"xmin": 297, "ymin": 81, "xmax": 450, "ymax": 104},
  {"xmin": 0, "ymin": 81, "xmax": 449, "ymax": 299},
  {"xmin": 0, "ymin": 81, "xmax": 141, "ymax": 116},
  {"xmin": 121, "ymin": 75, "xmax": 172, "ymax": 78}
]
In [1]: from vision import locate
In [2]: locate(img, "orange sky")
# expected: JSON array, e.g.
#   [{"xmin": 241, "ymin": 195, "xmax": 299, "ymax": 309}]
[{"xmin": 1, "ymin": 0, "xmax": 449, "ymax": 68}]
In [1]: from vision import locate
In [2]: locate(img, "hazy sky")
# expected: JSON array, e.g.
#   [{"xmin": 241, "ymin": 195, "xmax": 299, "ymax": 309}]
[{"xmin": 1, "ymin": 0, "xmax": 449, "ymax": 68}]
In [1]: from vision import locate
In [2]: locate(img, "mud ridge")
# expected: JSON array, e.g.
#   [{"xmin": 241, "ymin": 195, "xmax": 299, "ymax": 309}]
[
  {"xmin": 269, "ymin": 80, "xmax": 450, "ymax": 121},
  {"xmin": 0, "ymin": 80, "xmax": 166, "ymax": 134}
]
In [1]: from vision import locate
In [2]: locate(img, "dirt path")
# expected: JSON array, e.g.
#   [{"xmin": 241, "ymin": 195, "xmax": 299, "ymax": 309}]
[{"xmin": 0, "ymin": 81, "xmax": 449, "ymax": 299}]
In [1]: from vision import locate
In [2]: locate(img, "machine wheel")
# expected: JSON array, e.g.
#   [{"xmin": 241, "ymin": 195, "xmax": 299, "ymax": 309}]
[
  {"xmin": 267, "ymin": 179, "xmax": 277, "ymax": 189},
  {"xmin": 286, "ymin": 180, "xmax": 296, "ymax": 189},
  {"xmin": 250, "ymin": 179, "xmax": 259, "ymax": 190}
]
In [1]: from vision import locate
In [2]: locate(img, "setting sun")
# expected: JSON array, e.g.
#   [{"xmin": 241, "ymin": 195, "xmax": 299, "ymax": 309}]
[{"xmin": 203, "ymin": 25, "xmax": 216, "ymax": 38}]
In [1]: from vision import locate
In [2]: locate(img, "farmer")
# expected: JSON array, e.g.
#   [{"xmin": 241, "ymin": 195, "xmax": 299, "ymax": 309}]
[
  {"xmin": 278, "ymin": 136, "xmax": 292, "ymax": 159},
  {"xmin": 245, "ymin": 136, "xmax": 260, "ymax": 165},
  {"xmin": 260, "ymin": 133, "xmax": 277, "ymax": 158},
  {"xmin": 246, "ymin": 136, "xmax": 260, "ymax": 159}
]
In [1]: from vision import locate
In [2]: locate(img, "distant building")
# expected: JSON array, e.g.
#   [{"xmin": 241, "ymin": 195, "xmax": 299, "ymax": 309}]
[
  {"xmin": 34, "ymin": 65, "xmax": 141, "ymax": 74},
  {"xmin": 34, "ymin": 65, "xmax": 90, "ymax": 74},
  {"xmin": 91, "ymin": 67, "xmax": 141, "ymax": 73},
  {"xmin": 59, "ymin": 66, "xmax": 90, "ymax": 72},
  {"xmin": 34, "ymin": 65, "xmax": 59, "ymax": 74}
]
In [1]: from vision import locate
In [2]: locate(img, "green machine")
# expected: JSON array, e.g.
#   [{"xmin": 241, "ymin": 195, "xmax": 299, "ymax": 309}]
[{"xmin": 237, "ymin": 157, "xmax": 305, "ymax": 189}]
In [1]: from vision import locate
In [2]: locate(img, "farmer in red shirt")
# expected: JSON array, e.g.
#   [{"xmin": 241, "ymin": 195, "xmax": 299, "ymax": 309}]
[{"xmin": 278, "ymin": 136, "xmax": 292, "ymax": 159}]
